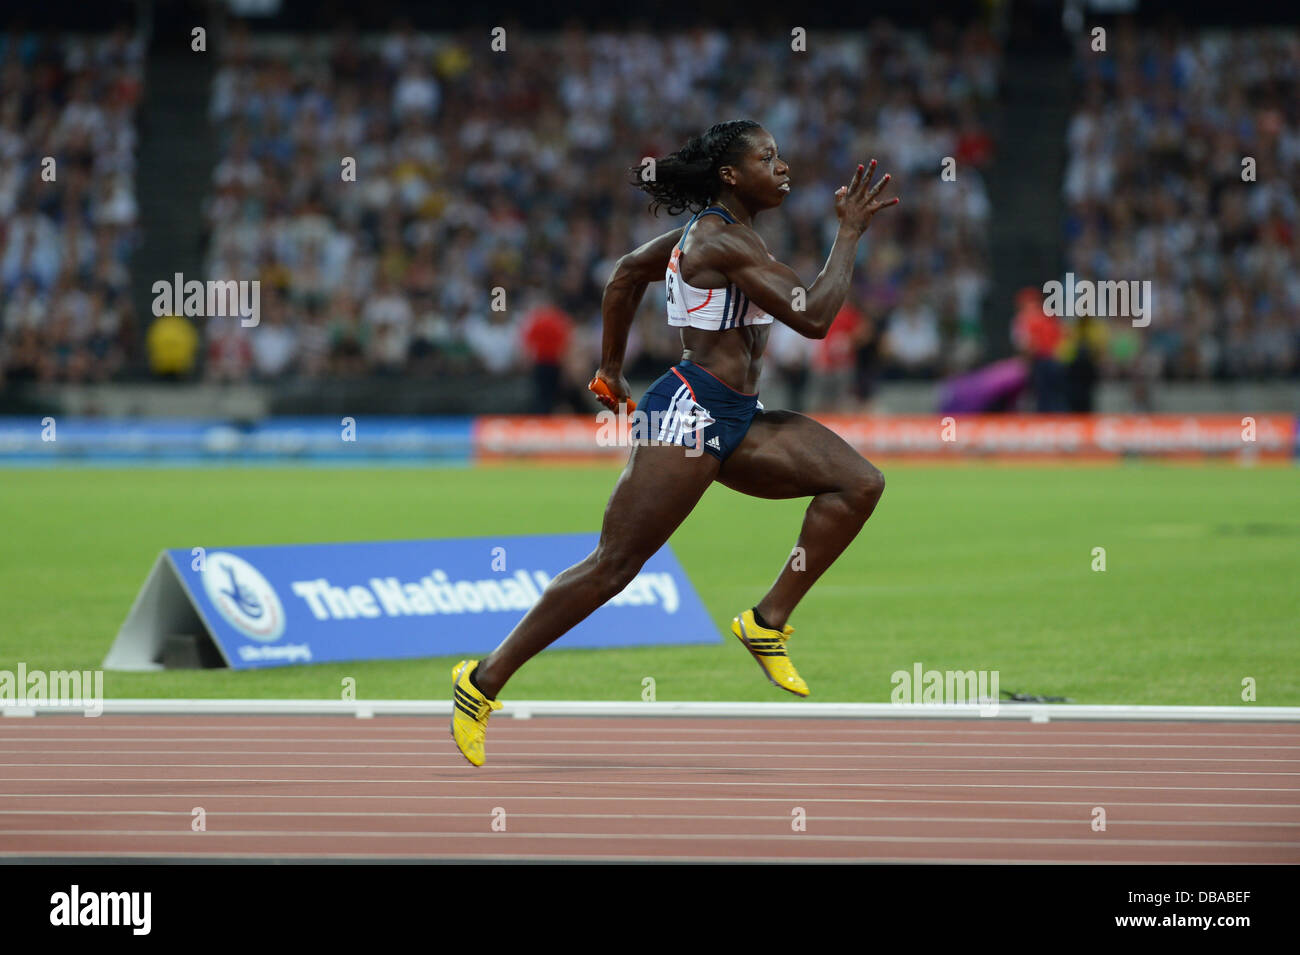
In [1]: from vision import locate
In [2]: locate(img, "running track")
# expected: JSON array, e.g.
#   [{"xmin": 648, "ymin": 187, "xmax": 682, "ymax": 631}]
[{"xmin": 1, "ymin": 715, "xmax": 1298, "ymax": 862}]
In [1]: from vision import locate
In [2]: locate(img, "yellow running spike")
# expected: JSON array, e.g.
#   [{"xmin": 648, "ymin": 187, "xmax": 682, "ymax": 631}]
[
  {"xmin": 731, "ymin": 609, "xmax": 809, "ymax": 697},
  {"xmin": 450, "ymin": 660, "xmax": 503, "ymax": 767}
]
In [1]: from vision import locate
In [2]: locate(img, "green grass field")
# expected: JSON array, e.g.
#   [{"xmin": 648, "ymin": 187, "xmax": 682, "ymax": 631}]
[{"xmin": 1, "ymin": 463, "xmax": 1297, "ymax": 705}]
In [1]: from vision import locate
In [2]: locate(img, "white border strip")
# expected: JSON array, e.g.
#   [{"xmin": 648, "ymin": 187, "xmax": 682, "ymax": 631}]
[{"xmin": 3, "ymin": 699, "xmax": 1300, "ymax": 722}]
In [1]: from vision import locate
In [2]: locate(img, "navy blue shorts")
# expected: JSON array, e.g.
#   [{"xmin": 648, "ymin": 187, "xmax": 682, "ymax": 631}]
[{"xmin": 635, "ymin": 360, "xmax": 762, "ymax": 461}]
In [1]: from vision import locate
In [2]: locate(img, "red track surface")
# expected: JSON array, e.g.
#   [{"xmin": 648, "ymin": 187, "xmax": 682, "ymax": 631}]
[{"xmin": 1, "ymin": 715, "xmax": 1298, "ymax": 862}]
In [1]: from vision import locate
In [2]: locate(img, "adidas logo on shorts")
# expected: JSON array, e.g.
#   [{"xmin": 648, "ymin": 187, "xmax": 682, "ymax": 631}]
[{"xmin": 707, "ymin": 436, "xmax": 721, "ymax": 450}]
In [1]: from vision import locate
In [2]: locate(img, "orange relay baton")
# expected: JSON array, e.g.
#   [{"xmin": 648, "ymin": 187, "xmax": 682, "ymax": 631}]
[{"xmin": 587, "ymin": 376, "xmax": 636, "ymax": 413}]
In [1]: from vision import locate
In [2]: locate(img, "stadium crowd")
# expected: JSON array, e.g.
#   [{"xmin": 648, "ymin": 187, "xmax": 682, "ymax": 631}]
[
  {"xmin": 1060, "ymin": 24, "xmax": 1300, "ymax": 388},
  {"xmin": 5, "ymin": 20, "xmax": 1297, "ymax": 411},
  {"xmin": 193, "ymin": 21, "xmax": 1000, "ymax": 409},
  {"xmin": 0, "ymin": 26, "xmax": 142, "ymax": 388}
]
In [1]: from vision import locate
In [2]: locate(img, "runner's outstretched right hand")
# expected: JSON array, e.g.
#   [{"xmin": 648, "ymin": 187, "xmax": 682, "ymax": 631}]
[{"xmin": 835, "ymin": 159, "xmax": 899, "ymax": 236}]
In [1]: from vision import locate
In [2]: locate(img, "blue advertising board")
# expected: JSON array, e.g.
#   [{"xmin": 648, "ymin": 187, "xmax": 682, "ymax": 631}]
[
  {"xmin": 0, "ymin": 416, "xmax": 474, "ymax": 465},
  {"xmin": 105, "ymin": 534, "xmax": 719, "ymax": 670}
]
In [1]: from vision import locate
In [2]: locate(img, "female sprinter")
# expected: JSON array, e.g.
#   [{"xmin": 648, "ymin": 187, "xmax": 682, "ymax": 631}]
[{"xmin": 452, "ymin": 119, "xmax": 898, "ymax": 765}]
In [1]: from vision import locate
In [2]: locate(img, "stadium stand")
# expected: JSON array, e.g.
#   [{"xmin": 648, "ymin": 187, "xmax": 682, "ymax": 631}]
[
  {"xmin": 9, "ymin": 16, "xmax": 1293, "ymax": 415},
  {"xmin": 0, "ymin": 27, "xmax": 142, "ymax": 388},
  {"xmin": 196, "ymin": 22, "xmax": 1000, "ymax": 407},
  {"xmin": 1064, "ymin": 24, "xmax": 1300, "ymax": 386}
]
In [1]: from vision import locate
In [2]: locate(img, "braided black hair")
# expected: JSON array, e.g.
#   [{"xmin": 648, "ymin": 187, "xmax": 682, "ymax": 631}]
[{"xmin": 629, "ymin": 120, "xmax": 762, "ymax": 217}]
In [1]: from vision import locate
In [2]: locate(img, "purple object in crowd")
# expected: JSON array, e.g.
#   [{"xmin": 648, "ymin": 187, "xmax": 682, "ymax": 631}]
[{"xmin": 939, "ymin": 358, "xmax": 1030, "ymax": 414}]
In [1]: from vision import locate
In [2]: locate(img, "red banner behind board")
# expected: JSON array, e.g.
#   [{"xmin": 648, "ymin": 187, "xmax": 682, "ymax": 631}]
[{"xmin": 473, "ymin": 414, "xmax": 1296, "ymax": 462}]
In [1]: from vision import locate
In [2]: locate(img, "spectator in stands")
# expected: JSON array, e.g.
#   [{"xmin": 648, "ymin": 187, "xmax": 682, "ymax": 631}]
[
  {"xmin": 812, "ymin": 301, "xmax": 864, "ymax": 411},
  {"xmin": 883, "ymin": 279, "xmax": 942, "ymax": 378},
  {"xmin": 519, "ymin": 296, "xmax": 575, "ymax": 414},
  {"xmin": 250, "ymin": 294, "xmax": 299, "ymax": 381},
  {"xmin": 146, "ymin": 313, "xmax": 199, "ymax": 380},
  {"xmin": 363, "ymin": 274, "xmax": 413, "ymax": 374},
  {"xmin": 766, "ymin": 321, "xmax": 815, "ymax": 412},
  {"xmin": 1012, "ymin": 287, "xmax": 1067, "ymax": 412},
  {"xmin": 851, "ymin": 310, "xmax": 886, "ymax": 412},
  {"xmin": 205, "ymin": 317, "xmax": 254, "ymax": 383},
  {"xmin": 465, "ymin": 308, "xmax": 521, "ymax": 376},
  {"xmin": 1061, "ymin": 313, "xmax": 1105, "ymax": 413}
]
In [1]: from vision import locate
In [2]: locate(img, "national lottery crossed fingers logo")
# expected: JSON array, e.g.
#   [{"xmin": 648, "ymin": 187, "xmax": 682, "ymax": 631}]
[{"xmin": 200, "ymin": 551, "xmax": 286, "ymax": 641}]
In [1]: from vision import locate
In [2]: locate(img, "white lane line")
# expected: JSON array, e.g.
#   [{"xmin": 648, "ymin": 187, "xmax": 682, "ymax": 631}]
[
  {"xmin": 5, "ymin": 763, "xmax": 1299, "ymax": 776},
  {"xmin": 3, "ymin": 740, "xmax": 1298, "ymax": 752},
  {"xmin": 0, "ymin": 851, "xmax": 1249, "ymax": 863},
  {"xmin": 1, "ymin": 776, "xmax": 1297, "ymax": 791},
  {"xmin": 2, "ymin": 795, "xmax": 1289, "ymax": 810},
  {"xmin": 7, "ymin": 828, "xmax": 1300, "ymax": 849},
  {"xmin": 2, "ymin": 809, "xmax": 1297, "ymax": 827},
  {"xmin": 6, "ymin": 736, "xmax": 1295, "ymax": 749},
  {"xmin": 2, "ymin": 749, "xmax": 1297, "ymax": 762},
  {"xmin": 6, "ymin": 727, "xmax": 1298, "ymax": 740}
]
